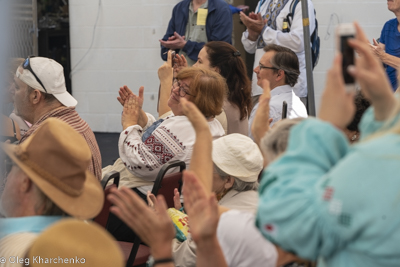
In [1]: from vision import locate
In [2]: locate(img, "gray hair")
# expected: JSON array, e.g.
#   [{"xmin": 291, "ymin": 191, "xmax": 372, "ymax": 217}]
[
  {"xmin": 214, "ymin": 164, "xmax": 259, "ymax": 191},
  {"xmin": 34, "ymin": 185, "xmax": 68, "ymax": 216},
  {"xmin": 260, "ymin": 118, "xmax": 304, "ymax": 164}
]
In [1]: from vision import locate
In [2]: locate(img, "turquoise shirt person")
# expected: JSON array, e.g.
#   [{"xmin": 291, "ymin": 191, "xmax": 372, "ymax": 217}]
[
  {"xmin": 256, "ymin": 106, "xmax": 400, "ymax": 267},
  {"xmin": 0, "ymin": 216, "xmax": 63, "ymax": 239}
]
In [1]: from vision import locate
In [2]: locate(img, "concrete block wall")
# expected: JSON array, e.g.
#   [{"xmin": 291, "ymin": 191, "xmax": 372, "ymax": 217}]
[
  {"xmin": 69, "ymin": 0, "xmax": 394, "ymax": 132},
  {"xmin": 312, "ymin": 0, "xmax": 393, "ymax": 113},
  {"xmin": 69, "ymin": 0, "xmax": 180, "ymax": 132}
]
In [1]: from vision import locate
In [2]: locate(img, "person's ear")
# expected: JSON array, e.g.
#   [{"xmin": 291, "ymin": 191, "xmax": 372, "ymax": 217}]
[
  {"xmin": 276, "ymin": 69, "xmax": 285, "ymax": 82},
  {"xmin": 213, "ymin": 66, "xmax": 220, "ymax": 74},
  {"xmin": 31, "ymin": 89, "xmax": 42, "ymax": 104},
  {"xmin": 224, "ymin": 176, "xmax": 235, "ymax": 189},
  {"xmin": 19, "ymin": 173, "xmax": 33, "ymax": 193}
]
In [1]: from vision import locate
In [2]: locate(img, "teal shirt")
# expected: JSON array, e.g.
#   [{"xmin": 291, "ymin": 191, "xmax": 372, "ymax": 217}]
[
  {"xmin": 0, "ymin": 216, "xmax": 63, "ymax": 239},
  {"xmin": 256, "ymin": 106, "xmax": 400, "ymax": 267}
]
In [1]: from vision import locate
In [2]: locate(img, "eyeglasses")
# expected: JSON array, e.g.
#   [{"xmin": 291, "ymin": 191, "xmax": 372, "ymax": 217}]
[
  {"xmin": 172, "ymin": 79, "xmax": 196, "ymax": 97},
  {"xmin": 22, "ymin": 57, "xmax": 48, "ymax": 93},
  {"xmin": 259, "ymin": 63, "xmax": 279, "ymax": 71}
]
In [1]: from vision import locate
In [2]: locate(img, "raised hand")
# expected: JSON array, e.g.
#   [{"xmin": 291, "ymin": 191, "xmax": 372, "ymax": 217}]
[
  {"xmin": 318, "ymin": 54, "xmax": 356, "ymax": 129},
  {"xmin": 174, "ymin": 54, "xmax": 188, "ymax": 77},
  {"xmin": 348, "ymin": 22, "xmax": 396, "ymax": 121},
  {"xmin": 117, "ymin": 85, "xmax": 133, "ymax": 106},
  {"xmin": 158, "ymin": 51, "xmax": 174, "ymax": 82},
  {"xmin": 121, "ymin": 95, "xmax": 141, "ymax": 130},
  {"xmin": 251, "ymin": 79, "xmax": 272, "ymax": 145},
  {"xmin": 181, "ymin": 98, "xmax": 213, "ymax": 192},
  {"xmin": 108, "ymin": 187, "xmax": 175, "ymax": 258},
  {"xmin": 182, "ymin": 171, "xmax": 219, "ymax": 244},
  {"xmin": 173, "ymin": 188, "xmax": 182, "ymax": 210},
  {"xmin": 240, "ymin": 11, "xmax": 266, "ymax": 41}
]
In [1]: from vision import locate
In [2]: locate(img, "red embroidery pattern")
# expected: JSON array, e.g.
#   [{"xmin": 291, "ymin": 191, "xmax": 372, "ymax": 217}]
[{"xmin": 136, "ymin": 126, "xmax": 185, "ymax": 171}]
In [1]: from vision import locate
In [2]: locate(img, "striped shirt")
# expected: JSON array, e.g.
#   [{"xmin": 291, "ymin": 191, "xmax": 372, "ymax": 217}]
[{"xmin": 19, "ymin": 107, "xmax": 102, "ymax": 181}]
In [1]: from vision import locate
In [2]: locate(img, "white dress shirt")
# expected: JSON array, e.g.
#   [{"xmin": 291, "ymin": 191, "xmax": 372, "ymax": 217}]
[{"xmin": 248, "ymin": 84, "xmax": 308, "ymax": 140}]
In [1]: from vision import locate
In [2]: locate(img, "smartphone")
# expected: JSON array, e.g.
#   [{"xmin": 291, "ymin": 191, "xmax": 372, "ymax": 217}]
[
  {"xmin": 170, "ymin": 51, "xmax": 176, "ymax": 67},
  {"xmin": 336, "ymin": 23, "xmax": 356, "ymax": 93},
  {"xmin": 281, "ymin": 101, "xmax": 288, "ymax": 119}
]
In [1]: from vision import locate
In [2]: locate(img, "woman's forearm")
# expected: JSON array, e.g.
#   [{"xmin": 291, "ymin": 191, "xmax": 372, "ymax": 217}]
[
  {"xmin": 380, "ymin": 52, "xmax": 400, "ymax": 70},
  {"xmin": 196, "ymin": 236, "xmax": 228, "ymax": 267}
]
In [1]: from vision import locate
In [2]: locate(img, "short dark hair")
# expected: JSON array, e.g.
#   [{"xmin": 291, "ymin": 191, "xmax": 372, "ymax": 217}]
[
  {"xmin": 263, "ymin": 44, "xmax": 300, "ymax": 87},
  {"xmin": 204, "ymin": 42, "xmax": 252, "ymax": 120},
  {"xmin": 176, "ymin": 67, "xmax": 226, "ymax": 118}
]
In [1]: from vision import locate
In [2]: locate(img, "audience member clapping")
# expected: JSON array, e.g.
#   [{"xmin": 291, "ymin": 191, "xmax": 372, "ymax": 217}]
[
  {"xmin": 104, "ymin": 67, "xmax": 225, "ymax": 242},
  {"xmin": 173, "ymin": 41, "xmax": 252, "ymax": 135}
]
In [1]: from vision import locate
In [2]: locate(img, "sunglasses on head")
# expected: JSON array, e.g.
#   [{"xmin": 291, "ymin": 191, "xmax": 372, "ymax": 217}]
[{"xmin": 22, "ymin": 56, "xmax": 47, "ymax": 93}]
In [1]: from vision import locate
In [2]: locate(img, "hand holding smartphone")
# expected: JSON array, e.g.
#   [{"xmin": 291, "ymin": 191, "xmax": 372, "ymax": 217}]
[{"xmin": 336, "ymin": 23, "xmax": 356, "ymax": 93}]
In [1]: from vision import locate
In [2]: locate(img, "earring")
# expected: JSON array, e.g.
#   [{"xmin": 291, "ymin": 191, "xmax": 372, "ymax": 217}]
[{"xmin": 351, "ymin": 134, "xmax": 358, "ymax": 141}]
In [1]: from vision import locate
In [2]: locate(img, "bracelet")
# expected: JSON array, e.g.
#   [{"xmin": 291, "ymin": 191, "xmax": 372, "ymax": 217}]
[{"xmin": 153, "ymin": 258, "xmax": 174, "ymax": 266}]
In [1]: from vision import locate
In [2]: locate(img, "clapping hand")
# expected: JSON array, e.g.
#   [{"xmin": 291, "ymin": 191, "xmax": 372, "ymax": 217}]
[
  {"xmin": 108, "ymin": 187, "xmax": 175, "ymax": 258},
  {"xmin": 174, "ymin": 54, "xmax": 188, "ymax": 77},
  {"xmin": 182, "ymin": 171, "xmax": 219, "ymax": 244},
  {"xmin": 121, "ymin": 94, "xmax": 141, "ymax": 130},
  {"xmin": 160, "ymin": 32, "xmax": 187, "ymax": 50}
]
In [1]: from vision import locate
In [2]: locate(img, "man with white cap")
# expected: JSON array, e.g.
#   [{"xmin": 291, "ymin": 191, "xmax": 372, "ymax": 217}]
[
  {"xmin": 0, "ymin": 118, "xmax": 104, "ymax": 266},
  {"xmin": 12, "ymin": 56, "xmax": 102, "ymax": 180}
]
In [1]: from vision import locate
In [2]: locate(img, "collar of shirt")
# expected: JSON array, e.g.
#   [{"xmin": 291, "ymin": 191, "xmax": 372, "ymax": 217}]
[
  {"xmin": 0, "ymin": 216, "xmax": 63, "ymax": 239},
  {"xmin": 270, "ymin": 84, "xmax": 293, "ymax": 97},
  {"xmin": 189, "ymin": 0, "xmax": 209, "ymax": 13}
]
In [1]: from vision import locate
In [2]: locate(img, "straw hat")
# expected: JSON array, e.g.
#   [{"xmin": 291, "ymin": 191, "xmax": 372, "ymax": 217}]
[
  {"xmin": 1, "ymin": 118, "xmax": 103, "ymax": 219},
  {"xmin": 28, "ymin": 219, "xmax": 124, "ymax": 267},
  {"xmin": 212, "ymin": 134, "xmax": 263, "ymax": 182}
]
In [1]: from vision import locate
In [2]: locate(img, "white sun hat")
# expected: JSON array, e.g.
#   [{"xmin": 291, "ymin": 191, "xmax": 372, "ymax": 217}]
[{"xmin": 212, "ymin": 134, "xmax": 263, "ymax": 182}]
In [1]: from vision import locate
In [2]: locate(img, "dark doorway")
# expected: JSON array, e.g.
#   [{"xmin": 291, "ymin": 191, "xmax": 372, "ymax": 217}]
[{"xmin": 37, "ymin": 0, "xmax": 71, "ymax": 94}]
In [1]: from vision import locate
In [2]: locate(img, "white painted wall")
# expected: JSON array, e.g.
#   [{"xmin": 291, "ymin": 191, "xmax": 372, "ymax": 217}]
[{"xmin": 69, "ymin": 0, "xmax": 394, "ymax": 132}]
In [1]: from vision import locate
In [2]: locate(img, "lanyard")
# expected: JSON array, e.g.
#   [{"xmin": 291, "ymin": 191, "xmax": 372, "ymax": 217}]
[{"xmin": 257, "ymin": 0, "xmax": 267, "ymax": 13}]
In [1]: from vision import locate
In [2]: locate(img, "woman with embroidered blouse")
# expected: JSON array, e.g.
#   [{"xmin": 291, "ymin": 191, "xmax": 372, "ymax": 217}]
[{"xmin": 117, "ymin": 67, "xmax": 225, "ymax": 195}]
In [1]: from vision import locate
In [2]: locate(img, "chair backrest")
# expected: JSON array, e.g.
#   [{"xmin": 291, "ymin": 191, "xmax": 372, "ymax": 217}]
[
  {"xmin": 151, "ymin": 160, "xmax": 186, "ymax": 208},
  {"xmin": 94, "ymin": 171, "xmax": 120, "ymax": 227},
  {"xmin": 95, "ymin": 171, "xmax": 150, "ymax": 267}
]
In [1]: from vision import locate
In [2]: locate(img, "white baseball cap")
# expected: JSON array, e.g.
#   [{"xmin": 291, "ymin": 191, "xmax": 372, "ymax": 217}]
[
  {"xmin": 16, "ymin": 57, "xmax": 77, "ymax": 107},
  {"xmin": 212, "ymin": 134, "xmax": 263, "ymax": 182}
]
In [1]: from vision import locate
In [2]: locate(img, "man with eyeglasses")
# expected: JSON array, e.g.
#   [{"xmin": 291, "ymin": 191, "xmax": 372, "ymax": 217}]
[
  {"xmin": 12, "ymin": 57, "xmax": 102, "ymax": 181},
  {"xmin": 248, "ymin": 44, "xmax": 307, "ymax": 140},
  {"xmin": 240, "ymin": 0, "xmax": 316, "ymax": 106}
]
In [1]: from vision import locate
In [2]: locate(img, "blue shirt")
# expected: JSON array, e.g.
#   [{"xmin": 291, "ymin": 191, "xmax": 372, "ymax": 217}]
[
  {"xmin": 0, "ymin": 216, "xmax": 63, "ymax": 239},
  {"xmin": 256, "ymin": 106, "xmax": 400, "ymax": 267},
  {"xmin": 380, "ymin": 18, "xmax": 400, "ymax": 90}
]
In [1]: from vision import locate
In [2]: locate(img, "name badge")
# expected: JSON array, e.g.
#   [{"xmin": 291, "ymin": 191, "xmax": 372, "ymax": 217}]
[{"xmin": 197, "ymin": 8, "xmax": 207, "ymax": 26}]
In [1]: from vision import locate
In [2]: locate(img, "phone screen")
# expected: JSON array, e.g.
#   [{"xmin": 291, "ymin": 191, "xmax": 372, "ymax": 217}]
[{"xmin": 341, "ymin": 35, "xmax": 355, "ymax": 84}]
